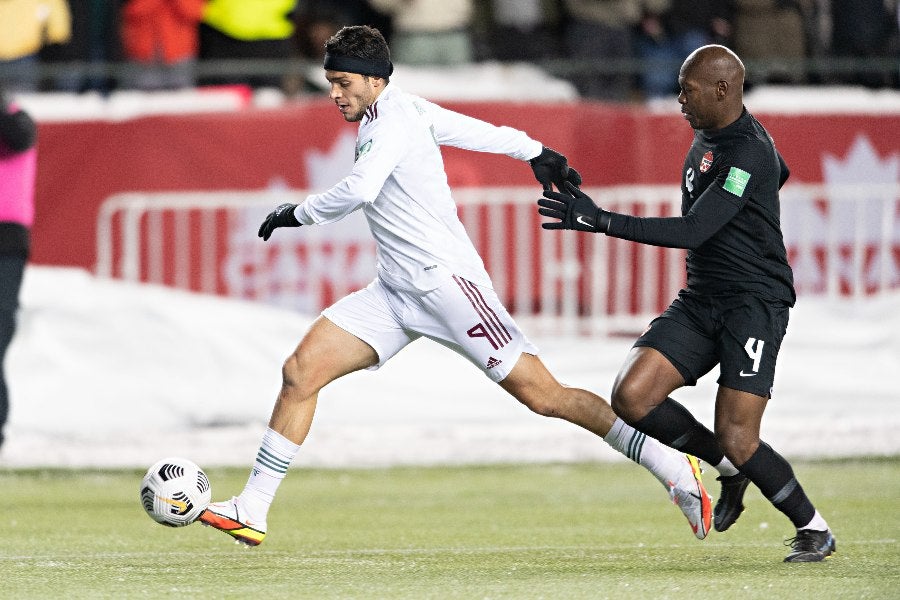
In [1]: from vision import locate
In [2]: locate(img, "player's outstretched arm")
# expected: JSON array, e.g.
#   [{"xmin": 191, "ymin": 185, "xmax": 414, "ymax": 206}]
[
  {"xmin": 529, "ymin": 146, "xmax": 583, "ymax": 192},
  {"xmin": 258, "ymin": 203, "xmax": 302, "ymax": 241},
  {"xmin": 538, "ymin": 181, "xmax": 610, "ymax": 233}
]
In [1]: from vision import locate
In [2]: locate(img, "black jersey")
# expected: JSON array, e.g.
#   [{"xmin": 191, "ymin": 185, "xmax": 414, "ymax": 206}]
[{"xmin": 605, "ymin": 109, "xmax": 795, "ymax": 305}]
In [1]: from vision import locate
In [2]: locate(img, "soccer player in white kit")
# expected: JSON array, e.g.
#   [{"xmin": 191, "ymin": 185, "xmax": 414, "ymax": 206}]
[{"xmin": 200, "ymin": 25, "xmax": 711, "ymax": 546}]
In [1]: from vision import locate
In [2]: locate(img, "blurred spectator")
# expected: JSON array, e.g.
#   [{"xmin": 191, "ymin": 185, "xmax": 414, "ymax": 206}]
[
  {"xmin": 0, "ymin": 86, "xmax": 37, "ymax": 450},
  {"xmin": 0, "ymin": 0, "xmax": 72, "ymax": 92},
  {"xmin": 199, "ymin": 0, "xmax": 298, "ymax": 88},
  {"xmin": 831, "ymin": 0, "xmax": 898, "ymax": 87},
  {"xmin": 562, "ymin": 0, "xmax": 659, "ymax": 101},
  {"xmin": 636, "ymin": 0, "xmax": 732, "ymax": 99},
  {"xmin": 367, "ymin": 0, "xmax": 474, "ymax": 66},
  {"xmin": 295, "ymin": 1, "xmax": 388, "ymax": 61},
  {"xmin": 288, "ymin": 1, "xmax": 341, "ymax": 94},
  {"xmin": 300, "ymin": 0, "xmax": 383, "ymax": 33},
  {"xmin": 297, "ymin": 12, "xmax": 340, "ymax": 63},
  {"xmin": 288, "ymin": 1, "xmax": 390, "ymax": 95},
  {"xmin": 731, "ymin": 0, "xmax": 815, "ymax": 85},
  {"xmin": 120, "ymin": 0, "xmax": 207, "ymax": 90},
  {"xmin": 479, "ymin": 0, "xmax": 564, "ymax": 62},
  {"xmin": 38, "ymin": 0, "xmax": 120, "ymax": 92}
]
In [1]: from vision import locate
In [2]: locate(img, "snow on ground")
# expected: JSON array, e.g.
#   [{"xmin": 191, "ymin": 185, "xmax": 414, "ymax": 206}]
[{"xmin": 2, "ymin": 266, "xmax": 898, "ymax": 469}]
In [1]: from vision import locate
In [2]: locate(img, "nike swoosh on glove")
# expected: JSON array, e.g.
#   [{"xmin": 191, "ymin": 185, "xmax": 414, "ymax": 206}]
[{"xmin": 537, "ymin": 181, "xmax": 610, "ymax": 233}]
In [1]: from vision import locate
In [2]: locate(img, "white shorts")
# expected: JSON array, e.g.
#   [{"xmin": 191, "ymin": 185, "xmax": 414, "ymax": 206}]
[{"xmin": 321, "ymin": 275, "xmax": 538, "ymax": 382}]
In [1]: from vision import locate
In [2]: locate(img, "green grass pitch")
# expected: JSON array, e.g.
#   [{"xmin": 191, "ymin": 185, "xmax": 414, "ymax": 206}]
[{"xmin": 1, "ymin": 458, "xmax": 897, "ymax": 599}]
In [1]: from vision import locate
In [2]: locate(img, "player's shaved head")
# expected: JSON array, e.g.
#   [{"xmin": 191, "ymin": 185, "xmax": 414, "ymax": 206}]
[
  {"xmin": 681, "ymin": 45, "xmax": 745, "ymax": 91},
  {"xmin": 677, "ymin": 45, "xmax": 746, "ymax": 130}
]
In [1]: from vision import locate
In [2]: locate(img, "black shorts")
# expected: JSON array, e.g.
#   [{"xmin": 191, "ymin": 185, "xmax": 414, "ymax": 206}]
[{"xmin": 633, "ymin": 290, "xmax": 790, "ymax": 398}]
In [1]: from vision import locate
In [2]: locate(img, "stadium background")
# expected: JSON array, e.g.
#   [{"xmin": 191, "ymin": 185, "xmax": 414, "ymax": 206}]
[{"xmin": 2, "ymin": 74, "xmax": 898, "ymax": 469}]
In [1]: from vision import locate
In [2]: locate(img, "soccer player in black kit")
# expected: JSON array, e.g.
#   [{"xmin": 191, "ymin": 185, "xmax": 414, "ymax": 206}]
[{"xmin": 538, "ymin": 45, "xmax": 836, "ymax": 562}]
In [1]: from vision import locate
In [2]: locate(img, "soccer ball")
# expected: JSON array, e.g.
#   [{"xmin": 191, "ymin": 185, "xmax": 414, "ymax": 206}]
[{"xmin": 140, "ymin": 457, "xmax": 211, "ymax": 527}]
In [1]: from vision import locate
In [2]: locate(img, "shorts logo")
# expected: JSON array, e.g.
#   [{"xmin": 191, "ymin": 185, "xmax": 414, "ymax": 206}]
[
  {"xmin": 486, "ymin": 356, "xmax": 502, "ymax": 369},
  {"xmin": 699, "ymin": 151, "xmax": 713, "ymax": 173}
]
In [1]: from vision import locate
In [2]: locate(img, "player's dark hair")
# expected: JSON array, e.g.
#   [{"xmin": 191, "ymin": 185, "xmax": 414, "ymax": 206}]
[{"xmin": 324, "ymin": 26, "xmax": 392, "ymax": 82}]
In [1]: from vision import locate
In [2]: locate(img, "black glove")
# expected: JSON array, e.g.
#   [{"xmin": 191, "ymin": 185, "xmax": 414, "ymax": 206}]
[
  {"xmin": 529, "ymin": 146, "xmax": 583, "ymax": 191},
  {"xmin": 537, "ymin": 181, "xmax": 610, "ymax": 233},
  {"xmin": 258, "ymin": 203, "xmax": 301, "ymax": 241}
]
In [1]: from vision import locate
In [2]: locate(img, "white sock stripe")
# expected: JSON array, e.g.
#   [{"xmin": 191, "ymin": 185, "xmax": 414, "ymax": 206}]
[
  {"xmin": 256, "ymin": 447, "xmax": 291, "ymax": 474},
  {"xmin": 626, "ymin": 431, "xmax": 646, "ymax": 462}
]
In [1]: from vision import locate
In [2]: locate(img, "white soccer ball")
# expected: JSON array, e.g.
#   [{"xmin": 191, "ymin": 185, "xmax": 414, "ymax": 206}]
[{"xmin": 140, "ymin": 457, "xmax": 211, "ymax": 527}]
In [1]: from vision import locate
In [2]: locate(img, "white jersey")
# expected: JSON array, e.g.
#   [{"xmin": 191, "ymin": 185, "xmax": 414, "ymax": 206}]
[{"xmin": 294, "ymin": 83, "xmax": 542, "ymax": 292}]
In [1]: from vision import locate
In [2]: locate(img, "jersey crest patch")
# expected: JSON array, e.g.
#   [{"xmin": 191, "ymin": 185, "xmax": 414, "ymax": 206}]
[
  {"xmin": 355, "ymin": 139, "xmax": 373, "ymax": 162},
  {"xmin": 723, "ymin": 166, "xmax": 751, "ymax": 196},
  {"xmin": 700, "ymin": 151, "xmax": 713, "ymax": 173}
]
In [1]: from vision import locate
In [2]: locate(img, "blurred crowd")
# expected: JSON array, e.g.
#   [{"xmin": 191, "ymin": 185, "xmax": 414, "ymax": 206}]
[{"xmin": 0, "ymin": 0, "xmax": 897, "ymax": 102}]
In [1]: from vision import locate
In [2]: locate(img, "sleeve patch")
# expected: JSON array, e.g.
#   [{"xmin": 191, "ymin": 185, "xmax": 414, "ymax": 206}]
[
  {"xmin": 723, "ymin": 166, "xmax": 751, "ymax": 196},
  {"xmin": 355, "ymin": 139, "xmax": 373, "ymax": 162}
]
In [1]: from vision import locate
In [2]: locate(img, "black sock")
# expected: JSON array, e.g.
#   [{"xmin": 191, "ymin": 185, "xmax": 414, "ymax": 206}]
[
  {"xmin": 632, "ymin": 397, "xmax": 725, "ymax": 466},
  {"xmin": 737, "ymin": 441, "xmax": 815, "ymax": 528}
]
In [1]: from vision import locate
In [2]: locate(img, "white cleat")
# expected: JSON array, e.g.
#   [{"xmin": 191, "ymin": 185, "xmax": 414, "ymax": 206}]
[
  {"xmin": 668, "ymin": 454, "xmax": 712, "ymax": 540},
  {"xmin": 199, "ymin": 497, "xmax": 267, "ymax": 546}
]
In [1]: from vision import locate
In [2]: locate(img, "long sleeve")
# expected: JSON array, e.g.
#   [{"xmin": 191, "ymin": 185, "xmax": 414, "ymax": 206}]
[
  {"xmin": 429, "ymin": 100, "xmax": 542, "ymax": 161},
  {"xmin": 295, "ymin": 106, "xmax": 408, "ymax": 225},
  {"xmin": 606, "ymin": 184, "xmax": 742, "ymax": 249}
]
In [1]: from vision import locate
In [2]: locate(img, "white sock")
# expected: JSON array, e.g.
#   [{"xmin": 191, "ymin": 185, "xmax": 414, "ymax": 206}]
[
  {"xmin": 239, "ymin": 427, "xmax": 301, "ymax": 521},
  {"xmin": 799, "ymin": 510, "xmax": 829, "ymax": 532},
  {"xmin": 604, "ymin": 418, "xmax": 688, "ymax": 489},
  {"xmin": 714, "ymin": 457, "xmax": 740, "ymax": 477}
]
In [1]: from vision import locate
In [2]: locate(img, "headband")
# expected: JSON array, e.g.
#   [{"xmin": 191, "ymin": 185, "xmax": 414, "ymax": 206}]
[{"xmin": 324, "ymin": 52, "xmax": 393, "ymax": 78}]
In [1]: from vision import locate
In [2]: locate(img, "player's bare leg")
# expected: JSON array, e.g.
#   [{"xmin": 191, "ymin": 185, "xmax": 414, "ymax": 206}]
[
  {"xmin": 611, "ymin": 347, "xmax": 746, "ymax": 530},
  {"xmin": 200, "ymin": 317, "xmax": 379, "ymax": 545},
  {"xmin": 499, "ymin": 352, "xmax": 616, "ymax": 436},
  {"xmin": 268, "ymin": 316, "xmax": 379, "ymax": 443},
  {"xmin": 707, "ymin": 385, "xmax": 759, "ymax": 531},
  {"xmin": 500, "ymin": 353, "xmax": 711, "ymax": 539},
  {"xmin": 612, "ymin": 348, "xmax": 833, "ymax": 557}
]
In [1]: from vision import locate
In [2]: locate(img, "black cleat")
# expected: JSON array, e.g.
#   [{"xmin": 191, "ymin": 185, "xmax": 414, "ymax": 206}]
[
  {"xmin": 784, "ymin": 529, "xmax": 836, "ymax": 562},
  {"xmin": 714, "ymin": 473, "xmax": 750, "ymax": 532}
]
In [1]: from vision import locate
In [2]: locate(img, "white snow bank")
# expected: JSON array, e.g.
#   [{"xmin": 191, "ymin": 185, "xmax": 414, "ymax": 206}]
[{"xmin": 3, "ymin": 267, "xmax": 897, "ymax": 468}]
